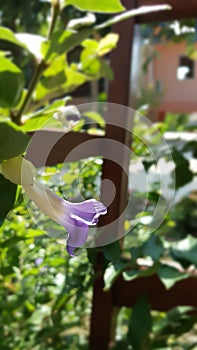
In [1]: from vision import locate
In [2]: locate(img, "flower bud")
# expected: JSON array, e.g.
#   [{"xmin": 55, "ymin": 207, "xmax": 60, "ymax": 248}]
[
  {"xmin": 0, "ymin": 156, "xmax": 36, "ymax": 185},
  {"xmin": 53, "ymin": 105, "xmax": 80, "ymax": 129}
]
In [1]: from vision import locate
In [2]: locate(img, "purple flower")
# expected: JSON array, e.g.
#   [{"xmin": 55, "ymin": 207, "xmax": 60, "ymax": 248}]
[
  {"xmin": 24, "ymin": 181, "xmax": 107, "ymax": 257},
  {"xmin": 35, "ymin": 257, "xmax": 44, "ymax": 266}
]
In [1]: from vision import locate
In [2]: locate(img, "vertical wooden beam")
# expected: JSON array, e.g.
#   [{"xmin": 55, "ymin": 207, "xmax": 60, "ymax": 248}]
[
  {"xmin": 89, "ymin": 254, "xmax": 114, "ymax": 350},
  {"xmin": 102, "ymin": 0, "xmax": 136, "ymax": 226},
  {"xmin": 89, "ymin": 1, "xmax": 136, "ymax": 349},
  {"xmin": 107, "ymin": 0, "xmax": 136, "ymax": 106}
]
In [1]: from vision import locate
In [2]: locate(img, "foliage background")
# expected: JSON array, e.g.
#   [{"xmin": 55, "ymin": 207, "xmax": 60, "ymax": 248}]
[{"xmin": 0, "ymin": 1, "xmax": 197, "ymax": 349}]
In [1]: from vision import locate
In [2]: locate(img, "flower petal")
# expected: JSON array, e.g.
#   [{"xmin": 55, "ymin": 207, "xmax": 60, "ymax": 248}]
[
  {"xmin": 66, "ymin": 245, "xmax": 76, "ymax": 257},
  {"xmin": 67, "ymin": 199, "xmax": 107, "ymax": 225},
  {"xmin": 65, "ymin": 216, "xmax": 89, "ymax": 256},
  {"xmin": 24, "ymin": 181, "xmax": 69, "ymax": 226},
  {"xmin": 24, "ymin": 181, "xmax": 107, "ymax": 257}
]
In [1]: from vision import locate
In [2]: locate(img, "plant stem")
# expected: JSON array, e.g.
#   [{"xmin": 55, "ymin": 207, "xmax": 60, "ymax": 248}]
[
  {"xmin": 14, "ymin": 1, "xmax": 60, "ymax": 124},
  {"xmin": 15, "ymin": 60, "xmax": 46, "ymax": 122},
  {"xmin": 94, "ymin": 4, "xmax": 171, "ymax": 31},
  {"xmin": 47, "ymin": 1, "xmax": 60, "ymax": 40}
]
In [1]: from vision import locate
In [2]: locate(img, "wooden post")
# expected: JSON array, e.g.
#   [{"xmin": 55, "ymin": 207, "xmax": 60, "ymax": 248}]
[{"xmin": 89, "ymin": 1, "xmax": 136, "ymax": 349}]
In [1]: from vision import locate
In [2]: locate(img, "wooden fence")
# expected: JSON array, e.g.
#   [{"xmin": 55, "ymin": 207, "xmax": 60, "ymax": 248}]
[{"xmin": 26, "ymin": 1, "xmax": 197, "ymax": 349}]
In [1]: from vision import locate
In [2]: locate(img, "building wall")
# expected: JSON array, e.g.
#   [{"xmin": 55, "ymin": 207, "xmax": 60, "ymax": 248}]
[{"xmin": 154, "ymin": 42, "xmax": 197, "ymax": 114}]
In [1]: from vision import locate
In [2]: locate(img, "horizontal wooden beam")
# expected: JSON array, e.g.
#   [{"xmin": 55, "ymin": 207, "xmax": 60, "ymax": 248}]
[
  {"xmin": 135, "ymin": 0, "xmax": 197, "ymax": 23},
  {"xmin": 26, "ymin": 130, "xmax": 103, "ymax": 167},
  {"xmin": 113, "ymin": 274, "xmax": 197, "ymax": 310}
]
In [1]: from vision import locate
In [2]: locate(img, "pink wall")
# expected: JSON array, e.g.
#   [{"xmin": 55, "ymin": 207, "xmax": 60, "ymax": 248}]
[{"xmin": 154, "ymin": 42, "xmax": 197, "ymax": 113}]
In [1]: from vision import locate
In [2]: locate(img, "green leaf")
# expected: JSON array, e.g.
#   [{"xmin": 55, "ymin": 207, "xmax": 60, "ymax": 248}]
[
  {"xmin": 83, "ymin": 111, "xmax": 105, "ymax": 127},
  {"xmin": 64, "ymin": 65, "xmax": 88, "ymax": 90},
  {"xmin": 21, "ymin": 99, "xmax": 68, "ymax": 131},
  {"xmin": 142, "ymin": 235, "xmax": 164, "ymax": 261},
  {"xmin": 97, "ymin": 33, "xmax": 119, "ymax": 56},
  {"xmin": 128, "ymin": 296, "xmax": 152, "ymax": 350},
  {"xmin": 0, "ymin": 122, "xmax": 30, "ymax": 161},
  {"xmin": 44, "ymin": 55, "xmax": 67, "ymax": 78},
  {"xmin": 39, "ymin": 55, "xmax": 67, "ymax": 91},
  {"xmin": 104, "ymin": 260, "xmax": 127, "ymax": 291},
  {"xmin": 80, "ymin": 47, "xmax": 113, "ymax": 78},
  {"xmin": 102, "ymin": 241, "xmax": 121, "ymax": 261},
  {"xmin": 42, "ymin": 28, "xmax": 93, "ymax": 62},
  {"xmin": 42, "ymin": 71, "xmax": 66, "ymax": 89},
  {"xmin": 0, "ymin": 266, "xmax": 14, "ymax": 276},
  {"xmin": 0, "ymin": 235, "xmax": 25, "ymax": 248},
  {"xmin": 171, "ymin": 235, "xmax": 197, "ymax": 267},
  {"xmin": 65, "ymin": 0, "xmax": 125, "ymax": 13},
  {"xmin": 123, "ymin": 263, "xmax": 159, "ymax": 282},
  {"xmin": 0, "ymin": 26, "xmax": 26, "ymax": 48},
  {"xmin": 99, "ymin": 59, "xmax": 114, "ymax": 79},
  {"xmin": 34, "ymin": 63, "xmax": 88, "ymax": 101},
  {"xmin": 80, "ymin": 34, "xmax": 117, "ymax": 78},
  {"xmin": 158, "ymin": 264, "xmax": 189, "ymax": 289},
  {"xmin": 82, "ymin": 39, "xmax": 98, "ymax": 50},
  {"xmin": 0, "ymin": 57, "xmax": 24, "ymax": 108},
  {"xmin": 0, "ymin": 174, "xmax": 17, "ymax": 223},
  {"xmin": 80, "ymin": 47, "xmax": 99, "ymax": 74},
  {"xmin": 15, "ymin": 33, "xmax": 45, "ymax": 58},
  {"xmin": 183, "ymin": 140, "xmax": 197, "ymax": 158},
  {"xmin": 130, "ymin": 246, "xmax": 142, "ymax": 261},
  {"xmin": 172, "ymin": 151, "xmax": 194, "ymax": 188}
]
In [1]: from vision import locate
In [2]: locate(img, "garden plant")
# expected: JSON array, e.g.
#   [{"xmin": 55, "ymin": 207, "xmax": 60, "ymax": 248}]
[{"xmin": 0, "ymin": 0, "xmax": 197, "ymax": 349}]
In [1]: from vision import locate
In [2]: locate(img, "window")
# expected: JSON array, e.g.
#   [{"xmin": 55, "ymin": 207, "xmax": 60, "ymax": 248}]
[{"xmin": 177, "ymin": 55, "xmax": 194, "ymax": 80}]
